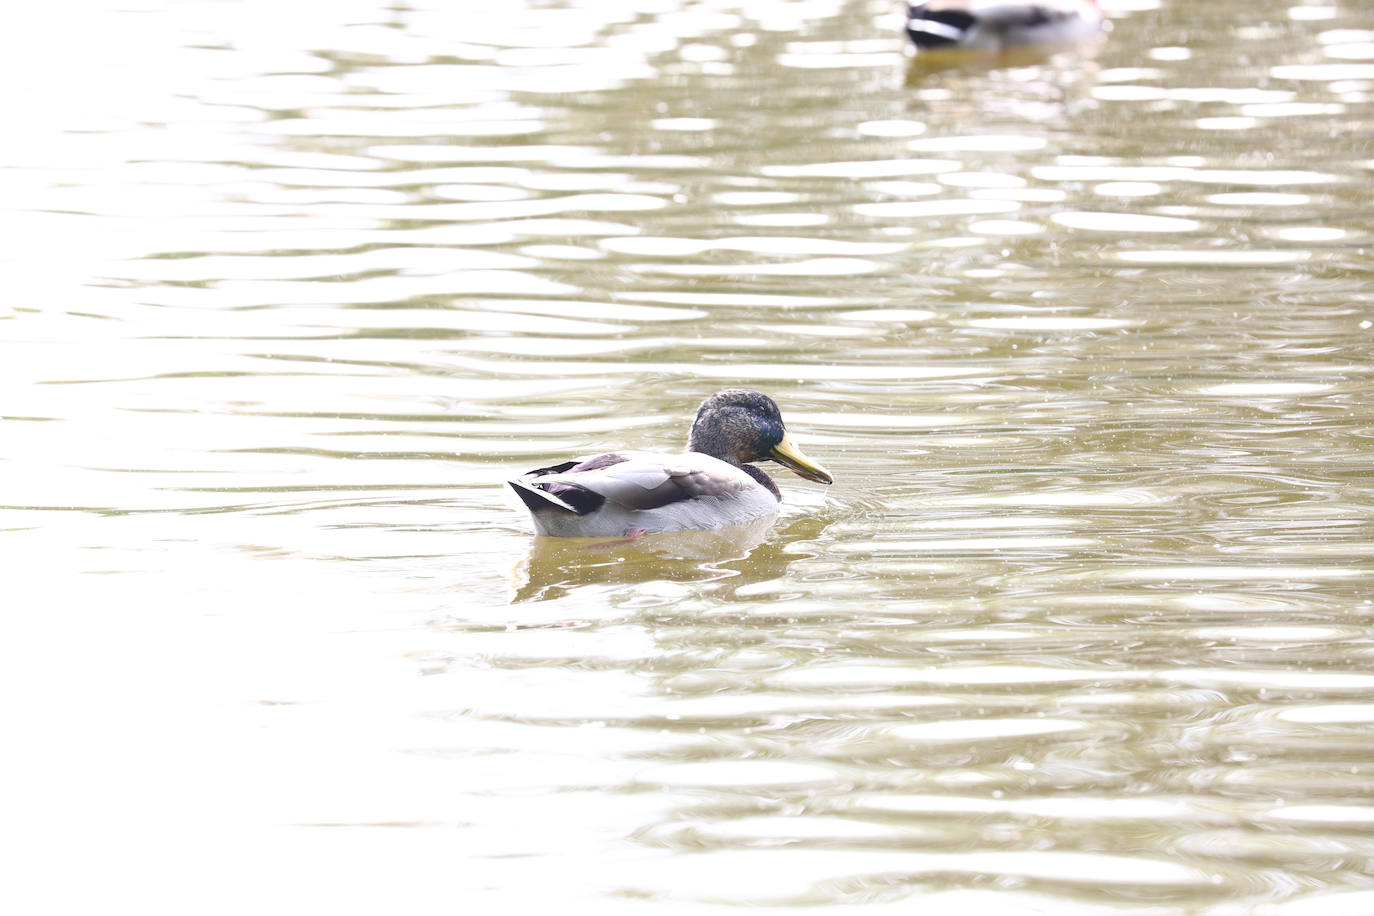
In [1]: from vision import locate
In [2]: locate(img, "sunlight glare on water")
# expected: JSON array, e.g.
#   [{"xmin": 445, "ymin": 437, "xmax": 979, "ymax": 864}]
[{"xmin": 5, "ymin": 0, "xmax": 1374, "ymax": 912}]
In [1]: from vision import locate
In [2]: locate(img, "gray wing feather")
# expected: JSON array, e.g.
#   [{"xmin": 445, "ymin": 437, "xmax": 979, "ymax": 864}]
[{"xmin": 532, "ymin": 456, "xmax": 744, "ymax": 511}]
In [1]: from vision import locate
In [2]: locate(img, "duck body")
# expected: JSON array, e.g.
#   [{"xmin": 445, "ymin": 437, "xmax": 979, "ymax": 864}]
[
  {"xmin": 905, "ymin": 0, "xmax": 1104, "ymax": 52},
  {"xmin": 508, "ymin": 389, "xmax": 832, "ymax": 538},
  {"xmin": 510, "ymin": 450, "xmax": 784, "ymax": 538}
]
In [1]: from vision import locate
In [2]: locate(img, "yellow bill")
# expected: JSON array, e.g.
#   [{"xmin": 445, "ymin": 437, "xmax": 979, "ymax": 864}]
[{"xmin": 770, "ymin": 432, "xmax": 833, "ymax": 485}]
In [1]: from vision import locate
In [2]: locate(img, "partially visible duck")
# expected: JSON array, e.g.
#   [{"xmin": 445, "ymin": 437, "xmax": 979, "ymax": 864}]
[
  {"xmin": 905, "ymin": 0, "xmax": 1105, "ymax": 52},
  {"xmin": 508, "ymin": 389, "xmax": 833, "ymax": 538}
]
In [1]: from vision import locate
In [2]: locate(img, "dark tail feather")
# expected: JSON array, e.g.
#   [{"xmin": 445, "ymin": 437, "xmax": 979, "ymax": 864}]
[
  {"xmin": 509, "ymin": 479, "xmax": 573, "ymax": 513},
  {"xmin": 906, "ymin": 7, "xmax": 976, "ymax": 48}
]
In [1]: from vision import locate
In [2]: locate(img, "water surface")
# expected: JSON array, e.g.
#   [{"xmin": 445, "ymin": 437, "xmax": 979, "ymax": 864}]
[{"xmin": 7, "ymin": 0, "xmax": 1374, "ymax": 912}]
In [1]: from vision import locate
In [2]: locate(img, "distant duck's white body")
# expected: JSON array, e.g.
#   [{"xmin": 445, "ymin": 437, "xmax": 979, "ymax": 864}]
[
  {"xmin": 906, "ymin": 0, "xmax": 1104, "ymax": 52},
  {"xmin": 508, "ymin": 389, "xmax": 833, "ymax": 538}
]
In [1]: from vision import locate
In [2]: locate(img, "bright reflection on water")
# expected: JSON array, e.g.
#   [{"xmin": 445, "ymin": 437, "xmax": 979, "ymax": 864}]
[{"xmin": 6, "ymin": 0, "xmax": 1374, "ymax": 912}]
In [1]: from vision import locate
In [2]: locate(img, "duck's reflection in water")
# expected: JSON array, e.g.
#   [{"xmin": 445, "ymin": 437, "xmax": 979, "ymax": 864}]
[
  {"xmin": 510, "ymin": 515, "xmax": 826, "ymax": 604},
  {"xmin": 904, "ymin": 32, "xmax": 1105, "ymax": 81}
]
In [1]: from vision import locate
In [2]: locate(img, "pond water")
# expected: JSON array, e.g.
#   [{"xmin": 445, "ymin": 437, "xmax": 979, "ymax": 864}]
[{"xmin": 7, "ymin": 0, "xmax": 1374, "ymax": 912}]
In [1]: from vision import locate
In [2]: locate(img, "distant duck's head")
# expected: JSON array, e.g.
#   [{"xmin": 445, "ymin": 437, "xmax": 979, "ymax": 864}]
[{"xmin": 688, "ymin": 388, "xmax": 833, "ymax": 485}]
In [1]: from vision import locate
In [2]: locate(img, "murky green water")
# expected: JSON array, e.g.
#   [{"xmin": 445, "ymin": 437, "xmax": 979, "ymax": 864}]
[{"xmin": 7, "ymin": 0, "xmax": 1374, "ymax": 912}]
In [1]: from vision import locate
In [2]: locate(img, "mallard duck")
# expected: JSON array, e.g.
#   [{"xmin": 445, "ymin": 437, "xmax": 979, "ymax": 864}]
[
  {"xmin": 508, "ymin": 389, "xmax": 833, "ymax": 538},
  {"xmin": 905, "ymin": 0, "xmax": 1105, "ymax": 52}
]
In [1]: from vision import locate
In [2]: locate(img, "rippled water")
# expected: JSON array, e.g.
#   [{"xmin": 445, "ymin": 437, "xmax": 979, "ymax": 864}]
[{"xmin": 8, "ymin": 0, "xmax": 1374, "ymax": 912}]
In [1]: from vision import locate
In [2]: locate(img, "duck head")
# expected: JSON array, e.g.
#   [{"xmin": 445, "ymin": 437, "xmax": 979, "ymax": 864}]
[{"xmin": 688, "ymin": 389, "xmax": 834, "ymax": 485}]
